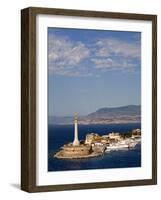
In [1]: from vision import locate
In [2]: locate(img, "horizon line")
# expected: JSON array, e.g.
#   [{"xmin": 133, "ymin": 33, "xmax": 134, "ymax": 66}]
[{"xmin": 49, "ymin": 104, "xmax": 141, "ymax": 117}]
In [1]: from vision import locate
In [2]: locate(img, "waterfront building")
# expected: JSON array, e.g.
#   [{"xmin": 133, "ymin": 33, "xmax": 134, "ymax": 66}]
[
  {"xmin": 108, "ymin": 132, "xmax": 122, "ymax": 141},
  {"xmin": 132, "ymin": 129, "xmax": 141, "ymax": 139},
  {"xmin": 85, "ymin": 133, "xmax": 101, "ymax": 144}
]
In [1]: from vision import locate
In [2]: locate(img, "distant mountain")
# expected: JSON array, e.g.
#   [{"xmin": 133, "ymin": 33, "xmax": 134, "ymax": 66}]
[
  {"xmin": 49, "ymin": 105, "xmax": 141, "ymax": 125},
  {"xmin": 87, "ymin": 105, "xmax": 140, "ymax": 119}
]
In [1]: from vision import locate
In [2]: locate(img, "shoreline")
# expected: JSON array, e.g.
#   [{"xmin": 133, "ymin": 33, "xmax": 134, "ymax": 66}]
[
  {"xmin": 49, "ymin": 122, "xmax": 141, "ymax": 126},
  {"xmin": 54, "ymin": 150, "xmax": 103, "ymax": 159}
]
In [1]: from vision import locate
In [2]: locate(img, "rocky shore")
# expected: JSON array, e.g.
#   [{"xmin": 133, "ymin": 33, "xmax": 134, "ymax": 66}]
[{"xmin": 54, "ymin": 150, "xmax": 102, "ymax": 159}]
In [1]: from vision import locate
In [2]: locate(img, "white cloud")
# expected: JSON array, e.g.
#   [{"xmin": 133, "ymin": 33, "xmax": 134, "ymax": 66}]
[
  {"xmin": 90, "ymin": 37, "xmax": 140, "ymax": 73},
  {"xmin": 95, "ymin": 38, "xmax": 141, "ymax": 59},
  {"xmin": 48, "ymin": 34, "xmax": 141, "ymax": 77},
  {"xmin": 91, "ymin": 58, "xmax": 137, "ymax": 72},
  {"xmin": 48, "ymin": 34, "xmax": 90, "ymax": 76}
]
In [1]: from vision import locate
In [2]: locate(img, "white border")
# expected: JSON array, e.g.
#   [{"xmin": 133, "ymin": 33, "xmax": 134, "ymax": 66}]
[{"xmin": 36, "ymin": 14, "xmax": 152, "ymax": 186}]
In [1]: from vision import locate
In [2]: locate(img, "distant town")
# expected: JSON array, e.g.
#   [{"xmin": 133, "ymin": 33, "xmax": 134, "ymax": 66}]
[{"xmin": 75, "ymin": 116, "xmax": 140, "ymax": 125}]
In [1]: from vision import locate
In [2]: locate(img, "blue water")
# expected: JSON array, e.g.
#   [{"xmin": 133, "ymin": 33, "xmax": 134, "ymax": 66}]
[{"xmin": 48, "ymin": 123, "xmax": 141, "ymax": 171}]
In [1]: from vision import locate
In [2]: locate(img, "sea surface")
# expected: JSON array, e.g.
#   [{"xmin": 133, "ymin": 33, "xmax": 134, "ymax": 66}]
[{"xmin": 48, "ymin": 123, "xmax": 141, "ymax": 171}]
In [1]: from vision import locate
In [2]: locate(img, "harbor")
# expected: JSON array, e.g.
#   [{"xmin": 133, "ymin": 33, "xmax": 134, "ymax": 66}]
[{"xmin": 54, "ymin": 113, "xmax": 141, "ymax": 159}]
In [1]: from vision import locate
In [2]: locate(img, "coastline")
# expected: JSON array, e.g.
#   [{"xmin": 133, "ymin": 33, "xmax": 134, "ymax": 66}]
[
  {"xmin": 54, "ymin": 150, "xmax": 102, "ymax": 159},
  {"xmin": 53, "ymin": 127, "xmax": 141, "ymax": 160},
  {"xmin": 48, "ymin": 123, "xmax": 141, "ymax": 171},
  {"xmin": 49, "ymin": 121, "xmax": 141, "ymax": 126}
]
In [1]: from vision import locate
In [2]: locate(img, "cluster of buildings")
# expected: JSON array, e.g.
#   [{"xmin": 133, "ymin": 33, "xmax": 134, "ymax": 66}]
[
  {"xmin": 85, "ymin": 132, "xmax": 121, "ymax": 145},
  {"xmin": 54, "ymin": 113, "xmax": 141, "ymax": 159},
  {"xmin": 85, "ymin": 129, "xmax": 141, "ymax": 146},
  {"xmin": 131, "ymin": 129, "xmax": 141, "ymax": 139}
]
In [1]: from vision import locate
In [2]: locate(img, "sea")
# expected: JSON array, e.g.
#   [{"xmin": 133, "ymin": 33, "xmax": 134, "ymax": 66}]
[{"xmin": 48, "ymin": 123, "xmax": 141, "ymax": 172}]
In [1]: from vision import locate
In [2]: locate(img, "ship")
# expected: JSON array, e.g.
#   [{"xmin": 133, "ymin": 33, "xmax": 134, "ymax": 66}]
[{"xmin": 105, "ymin": 138, "xmax": 139, "ymax": 152}]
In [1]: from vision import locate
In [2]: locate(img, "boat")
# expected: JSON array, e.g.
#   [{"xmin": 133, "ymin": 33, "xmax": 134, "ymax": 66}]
[
  {"xmin": 105, "ymin": 139, "xmax": 138, "ymax": 152},
  {"xmin": 105, "ymin": 143, "xmax": 129, "ymax": 152}
]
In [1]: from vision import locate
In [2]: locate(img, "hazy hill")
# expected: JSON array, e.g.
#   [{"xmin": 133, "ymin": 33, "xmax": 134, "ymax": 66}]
[
  {"xmin": 87, "ymin": 105, "xmax": 140, "ymax": 119},
  {"xmin": 49, "ymin": 105, "xmax": 141, "ymax": 125}
]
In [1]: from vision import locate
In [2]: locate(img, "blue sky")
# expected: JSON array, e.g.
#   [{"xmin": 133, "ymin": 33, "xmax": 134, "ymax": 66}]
[{"xmin": 48, "ymin": 28, "xmax": 141, "ymax": 116}]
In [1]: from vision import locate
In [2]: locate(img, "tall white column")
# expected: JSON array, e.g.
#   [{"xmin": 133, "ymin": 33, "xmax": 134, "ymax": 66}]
[{"xmin": 73, "ymin": 113, "xmax": 80, "ymax": 146}]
